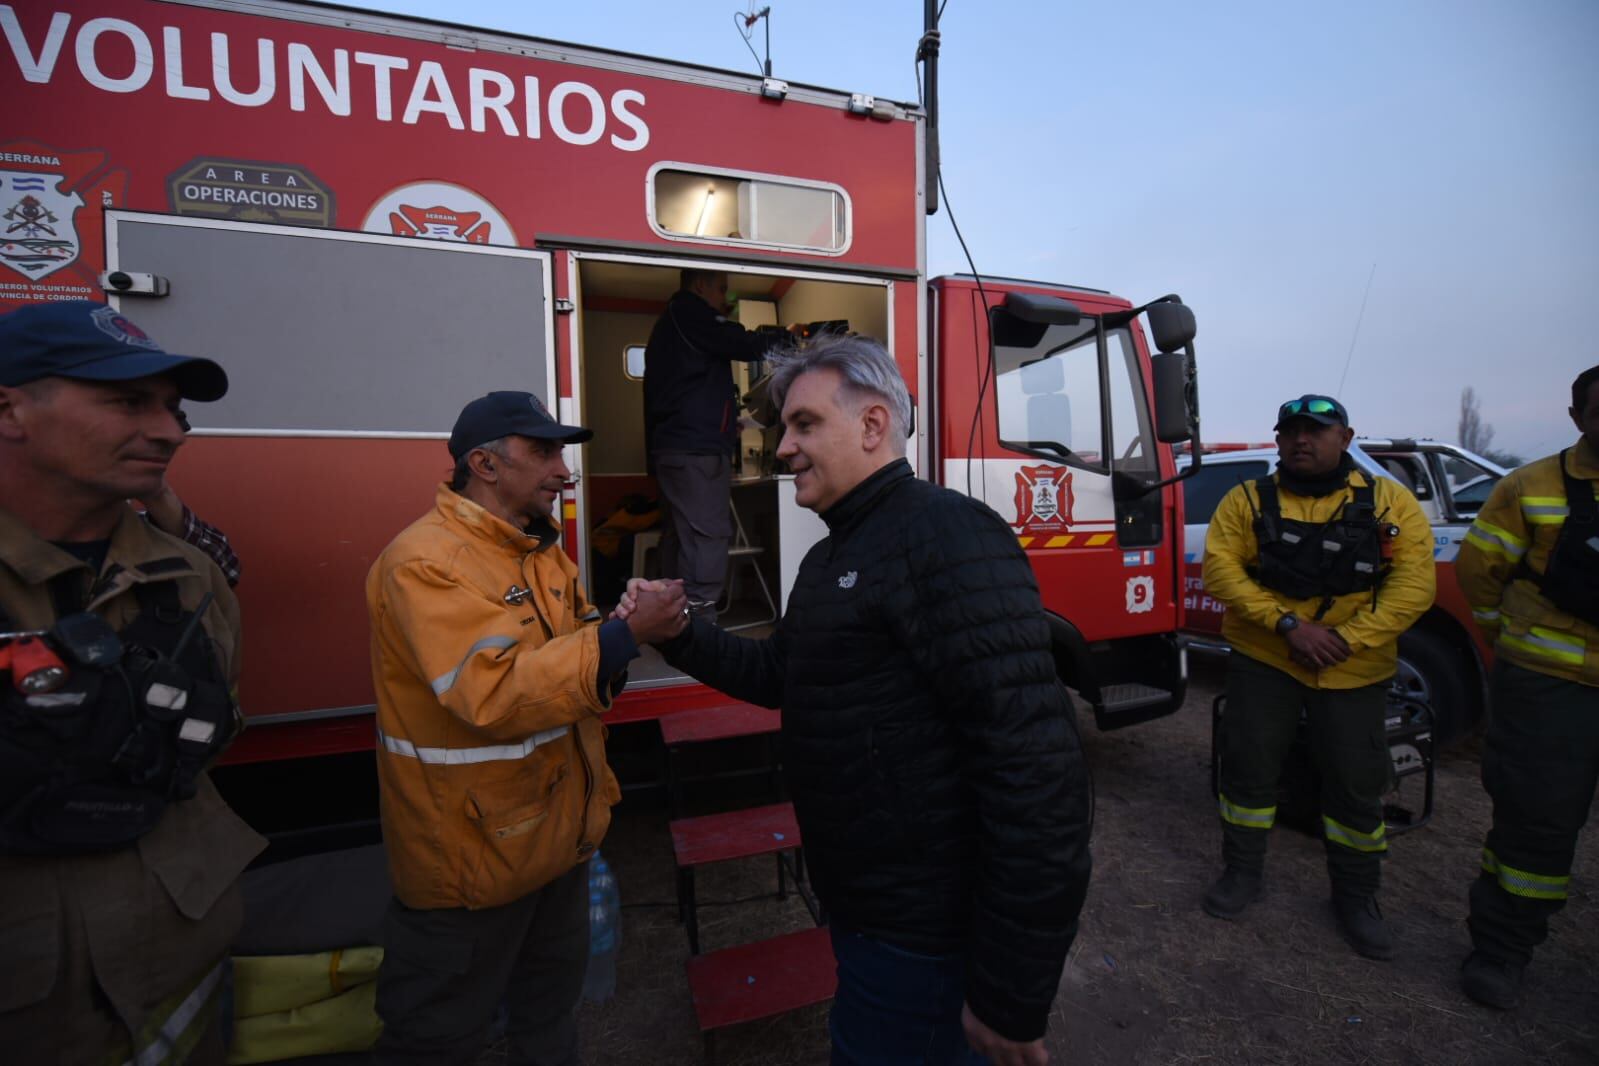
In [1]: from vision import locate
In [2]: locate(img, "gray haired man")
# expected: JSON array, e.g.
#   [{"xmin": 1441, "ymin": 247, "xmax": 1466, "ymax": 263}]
[{"xmin": 623, "ymin": 335, "xmax": 1092, "ymax": 1065}]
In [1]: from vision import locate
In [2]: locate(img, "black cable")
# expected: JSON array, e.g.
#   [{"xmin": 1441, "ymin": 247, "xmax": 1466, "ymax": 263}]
[
  {"xmin": 916, "ymin": 33, "xmax": 995, "ymax": 502},
  {"xmin": 732, "ymin": 11, "xmax": 763, "ymax": 75},
  {"xmin": 940, "ymin": 170, "xmax": 995, "ymax": 502}
]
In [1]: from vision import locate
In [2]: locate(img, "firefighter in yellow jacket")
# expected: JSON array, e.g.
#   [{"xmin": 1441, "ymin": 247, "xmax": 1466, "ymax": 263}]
[
  {"xmin": 1201, "ymin": 394, "xmax": 1434, "ymax": 960},
  {"xmin": 366, "ymin": 391, "xmax": 687, "ymax": 1066},
  {"xmin": 1456, "ymin": 365, "xmax": 1599, "ymax": 1010}
]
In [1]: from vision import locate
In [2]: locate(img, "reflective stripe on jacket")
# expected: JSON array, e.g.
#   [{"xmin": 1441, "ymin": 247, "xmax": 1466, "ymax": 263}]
[
  {"xmin": 1456, "ymin": 438, "xmax": 1599, "ymax": 686},
  {"xmin": 1202, "ymin": 468, "xmax": 1435, "ymax": 688},
  {"xmin": 366, "ymin": 485, "xmax": 622, "ymax": 910}
]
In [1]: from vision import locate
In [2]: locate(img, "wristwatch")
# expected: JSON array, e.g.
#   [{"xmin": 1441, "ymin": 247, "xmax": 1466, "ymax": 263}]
[{"xmin": 1275, "ymin": 613, "xmax": 1300, "ymax": 636}]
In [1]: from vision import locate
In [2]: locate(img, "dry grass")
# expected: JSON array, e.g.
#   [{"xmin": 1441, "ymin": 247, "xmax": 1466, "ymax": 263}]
[{"xmin": 485, "ymin": 660, "xmax": 1599, "ymax": 1065}]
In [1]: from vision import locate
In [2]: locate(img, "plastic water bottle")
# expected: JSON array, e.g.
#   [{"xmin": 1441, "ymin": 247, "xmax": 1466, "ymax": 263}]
[{"xmin": 582, "ymin": 851, "xmax": 621, "ymax": 1003}]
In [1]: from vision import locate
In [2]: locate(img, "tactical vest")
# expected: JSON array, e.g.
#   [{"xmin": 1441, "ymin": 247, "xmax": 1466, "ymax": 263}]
[
  {"xmin": 1521, "ymin": 449, "xmax": 1599, "ymax": 628},
  {"xmin": 1247, "ymin": 477, "xmax": 1388, "ymax": 616},
  {"xmin": 0, "ymin": 560, "xmax": 238, "ymax": 855}
]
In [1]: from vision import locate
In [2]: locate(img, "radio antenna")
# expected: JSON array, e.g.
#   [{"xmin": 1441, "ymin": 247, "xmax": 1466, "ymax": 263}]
[
  {"xmin": 1336, "ymin": 261, "xmax": 1377, "ymax": 400},
  {"xmin": 735, "ymin": 5, "xmax": 773, "ymax": 77}
]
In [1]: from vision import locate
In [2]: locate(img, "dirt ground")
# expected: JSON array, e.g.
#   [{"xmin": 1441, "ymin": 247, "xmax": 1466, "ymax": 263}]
[{"xmin": 553, "ymin": 658, "xmax": 1598, "ymax": 1065}]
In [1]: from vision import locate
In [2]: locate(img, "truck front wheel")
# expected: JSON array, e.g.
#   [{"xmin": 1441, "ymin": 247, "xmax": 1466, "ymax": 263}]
[{"xmin": 1395, "ymin": 630, "xmax": 1476, "ymax": 749}]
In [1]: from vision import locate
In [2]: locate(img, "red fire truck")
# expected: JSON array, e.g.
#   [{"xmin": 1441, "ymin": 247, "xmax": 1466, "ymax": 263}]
[{"xmin": 2, "ymin": 1, "xmax": 1201, "ymax": 794}]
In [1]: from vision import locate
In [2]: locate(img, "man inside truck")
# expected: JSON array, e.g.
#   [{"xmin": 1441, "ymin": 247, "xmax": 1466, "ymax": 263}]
[
  {"xmin": 1201, "ymin": 394, "xmax": 1434, "ymax": 960},
  {"xmin": 366, "ymin": 391, "xmax": 687, "ymax": 1066},
  {"xmin": 0, "ymin": 299, "xmax": 262, "ymax": 1064},
  {"xmin": 622, "ymin": 335, "xmax": 1091, "ymax": 1066},
  {"xmin": 642, "ymin": 268, "xmax": 774, "ymax": 622}
]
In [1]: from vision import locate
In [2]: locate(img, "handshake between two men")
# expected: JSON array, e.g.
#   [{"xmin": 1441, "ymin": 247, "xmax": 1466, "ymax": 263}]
[{"xmin": 613, "ymin": 577, "xmax": 691, "ymax": 646}]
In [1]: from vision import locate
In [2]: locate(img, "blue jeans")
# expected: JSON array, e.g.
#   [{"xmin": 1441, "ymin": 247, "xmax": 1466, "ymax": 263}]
[{"xmin": 828, "ymin": 926, "xmax": 988, "ymax": 1066}]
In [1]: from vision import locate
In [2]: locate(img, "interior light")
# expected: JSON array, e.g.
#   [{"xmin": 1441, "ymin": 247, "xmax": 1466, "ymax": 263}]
[{"xmin": 694, "ymin": 186, "xmax": 716, "ymax": 236}]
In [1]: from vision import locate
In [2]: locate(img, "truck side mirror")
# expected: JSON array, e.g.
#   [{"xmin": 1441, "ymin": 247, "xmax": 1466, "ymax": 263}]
[
  {"xmin": 1151, "ymin": 351, "xmax": 1198, "ymax": 443},
  {"xmin": 1146, "ymin": 300, "xmax": 1196, "ymax": 354}
]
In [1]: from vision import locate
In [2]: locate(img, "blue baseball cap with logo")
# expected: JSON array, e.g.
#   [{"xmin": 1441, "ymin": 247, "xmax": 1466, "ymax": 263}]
[
  {"xmin": 449, "ymin": 390, "xmax": 593, "ymax": 459},
  {"xmin": 0, "ymin": 299, "xmax": 228, "ymax": 401}
]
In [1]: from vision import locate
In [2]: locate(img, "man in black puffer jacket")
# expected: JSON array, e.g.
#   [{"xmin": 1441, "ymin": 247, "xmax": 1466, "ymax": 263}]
[{"xmin": 627, "ymin": 334, "xmax": 1092, "ymax": 1065}]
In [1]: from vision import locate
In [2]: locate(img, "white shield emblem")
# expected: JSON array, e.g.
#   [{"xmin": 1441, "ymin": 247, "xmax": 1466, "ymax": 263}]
[
  {"xmin": 0, "ymin": 170, "xmax": 83, "ymax": 280},
  {"xmin": 1030, "ymin": 480, "xmax": 1060, "ymax": 522}
]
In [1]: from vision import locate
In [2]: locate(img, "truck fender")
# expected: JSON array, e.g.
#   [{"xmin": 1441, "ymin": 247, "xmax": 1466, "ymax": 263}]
[{"xmin": 1045, "ymin": 612, "xmax": 1099, "ymax": 703}]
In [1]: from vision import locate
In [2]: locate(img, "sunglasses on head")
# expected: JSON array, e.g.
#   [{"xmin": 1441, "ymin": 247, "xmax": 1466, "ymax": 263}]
[{"xmin": 1279, "ymin": 398, "xmax": 1339, "ymax": 417}]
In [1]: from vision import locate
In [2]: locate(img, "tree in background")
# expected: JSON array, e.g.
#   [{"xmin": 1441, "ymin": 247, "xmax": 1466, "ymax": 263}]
[{"xmin": 1459, "ymin": 387, "xmax": 1524, "ymax": 468}]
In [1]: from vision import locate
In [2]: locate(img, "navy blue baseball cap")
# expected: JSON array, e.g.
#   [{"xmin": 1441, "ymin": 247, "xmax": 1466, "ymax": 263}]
[
  {"xmin": 1274, "ymin": 394, "xmax": 1348, "ymax": 430},
  {"xmin": 449, "ymin": 390, "xmax": 593, "ymax": 459},
  {"xmin": 0, "ymin": 300, "xmax": 228, "ymax": 401}
]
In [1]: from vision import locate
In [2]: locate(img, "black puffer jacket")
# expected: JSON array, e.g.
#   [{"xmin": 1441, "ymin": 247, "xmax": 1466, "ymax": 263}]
[{"xmin": 661, "ymin": 459, "xmax": 1092, "ymax": 1041}]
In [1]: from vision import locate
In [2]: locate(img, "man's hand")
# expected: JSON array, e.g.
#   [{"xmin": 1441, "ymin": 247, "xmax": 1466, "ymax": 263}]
[
  {"xmin": 137, "ymin": 480, "xmax": 185, "ymax": 535},
  {"xmin": 1285, "ymin": 622, "xmax": 1350, "ymax": 669},
  {"xmin": 961, "ymin": 1004, "xmax": 1047, "ymax": 1066},
  {"xmin": 618, "ymin": 578, "xmax": 688, "ymax": 645}
]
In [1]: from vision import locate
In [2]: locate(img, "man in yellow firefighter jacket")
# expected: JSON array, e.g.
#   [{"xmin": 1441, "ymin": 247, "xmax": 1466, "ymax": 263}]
[
  {"xmin": 1456, "ymin": 364, "xmax": 1599, "ymax": 1009},
  {"xmin": 1201, "ymin": 394, "xmax": 1434, "ymax": 959},
  {"xmin": 366, "ymin": 392, "xmax": 687, "ymax": 1066}
]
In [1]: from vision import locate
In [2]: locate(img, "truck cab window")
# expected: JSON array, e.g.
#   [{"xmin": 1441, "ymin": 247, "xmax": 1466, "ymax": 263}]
[
  {"xmin": 995, "ymin": 319, "xmax": 1101, "ymax": 467},
  {"xmin": 994, "ymin": 322, "xmax": 1152, "ymax": 475},
  {"xmin": 1434, "ymin": 453, "xmax": 1502, "ymax": 518}
]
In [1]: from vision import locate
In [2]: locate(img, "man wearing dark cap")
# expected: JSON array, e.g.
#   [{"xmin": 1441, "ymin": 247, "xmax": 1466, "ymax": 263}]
[
  {"xmin": 0, "ymin": 300, "xmax": 263, "ymax": 1063},
  {"xmin": 1199, "ymin": 394, "xmax": 1434, "ymax": 959},
  {"xmin": 365, "ymin": 391, "xmax": 686, "ymax": 1066}
]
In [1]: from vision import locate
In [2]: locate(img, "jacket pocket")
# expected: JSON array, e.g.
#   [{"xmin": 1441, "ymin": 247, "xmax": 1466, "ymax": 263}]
[{"xmin": 463, "ymin": 756, "xmax": 571, "ymax": 904}]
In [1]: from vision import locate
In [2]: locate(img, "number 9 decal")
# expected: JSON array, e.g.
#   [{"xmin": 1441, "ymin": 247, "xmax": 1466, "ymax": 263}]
[{"xmin": 1125, "ymin": 576, "xmax": 1155, "ymax": 614}]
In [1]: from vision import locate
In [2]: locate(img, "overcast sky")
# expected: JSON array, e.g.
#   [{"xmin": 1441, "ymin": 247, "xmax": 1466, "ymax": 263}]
[{"xmin": 348, "ymin": 0, "xmax": 1596, "ymax": 462}]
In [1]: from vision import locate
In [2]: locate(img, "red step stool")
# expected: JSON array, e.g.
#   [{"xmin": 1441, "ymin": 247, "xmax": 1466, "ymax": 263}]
[
  {"xmin": 670, "ymin": 801, "xmax": 807, "ymax": 955},
  {"xmin": 660, "ymin": 703, "xmax": 782, "ymax": 816},
  {"xmin": 686, "ymin": 925, "xmax": 836, "ymax": 1062}
]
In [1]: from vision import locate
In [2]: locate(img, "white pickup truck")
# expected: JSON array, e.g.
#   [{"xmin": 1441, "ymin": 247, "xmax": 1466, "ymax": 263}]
[{"xmin": 1178, "ymin": 439, "xmax": 1507, "ymax": 747}]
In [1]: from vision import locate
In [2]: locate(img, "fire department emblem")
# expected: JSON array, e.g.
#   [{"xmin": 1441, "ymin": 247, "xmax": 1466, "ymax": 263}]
[
  {"xmin": 1012, "ymin": 464, "xmax": 1074, "ymax": 533},
  {"xmin": 362, "ymin": 181, "xmax": 517, "ymax": 246},
  {"xmin": 0, "ymin": 170, "xmax": 82, "ymax": 280},
  {"xmin": 0, "ymin": 142, "xmax": 127, "ymax": 312}
]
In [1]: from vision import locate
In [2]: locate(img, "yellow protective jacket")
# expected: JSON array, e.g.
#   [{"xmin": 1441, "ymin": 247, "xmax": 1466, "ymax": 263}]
[
  {"xmin": 1203, "ymin": 467, "xmax": 1435, "ymax": 688},
  {"xmin": 366, "ymin": 485, "xmax": 623, "ymax": 911},
  {"xmin": 1456, "ymin": 438, "xmax": 1599, "ymax": 686}
]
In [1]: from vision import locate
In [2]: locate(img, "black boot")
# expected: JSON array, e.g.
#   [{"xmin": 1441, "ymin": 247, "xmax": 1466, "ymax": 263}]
[
  {"xmin": 1332, "ymin": 894, "xmax": 1394, "ymax": 960},
  {"xmin": 1460, "ymin": 951, "xmax": 1523, "ymax": 1009},
  {"xmin": 1202, "ymin": 868, "xmax": 1263, "ymax": 919}
]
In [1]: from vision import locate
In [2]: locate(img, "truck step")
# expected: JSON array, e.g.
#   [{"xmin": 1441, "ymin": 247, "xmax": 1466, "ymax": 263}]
[{"xmin": 1092, "ymin": 683, "xmax": 1178, "ymax": 731}]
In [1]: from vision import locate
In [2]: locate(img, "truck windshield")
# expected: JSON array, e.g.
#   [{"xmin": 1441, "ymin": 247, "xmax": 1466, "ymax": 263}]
[{"xmin": 993, "ymin": 321, "xmax": 1155, "ymax": 475}]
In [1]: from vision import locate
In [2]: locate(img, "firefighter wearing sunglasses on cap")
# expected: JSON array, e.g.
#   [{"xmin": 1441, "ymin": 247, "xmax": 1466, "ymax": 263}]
[{"xmin": 1199, "ymin": 394, "xmax": 1434, "ymax": 960}]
